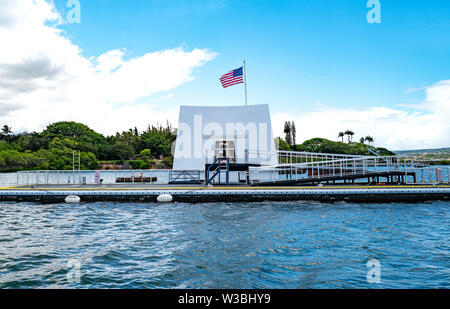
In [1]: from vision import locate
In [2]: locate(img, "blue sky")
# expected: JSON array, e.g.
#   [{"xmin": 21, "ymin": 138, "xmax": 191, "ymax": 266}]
[
  {"xmin": 1, "ymin": 0, "xmax": 449, "ymax": 149},
  {"xmin": 55, "ymin": 0, "xmax": 450, "ymax": 112}
]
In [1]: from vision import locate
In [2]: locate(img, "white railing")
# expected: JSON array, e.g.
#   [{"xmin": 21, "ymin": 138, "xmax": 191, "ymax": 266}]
[
  {"xmin": 248, "ymin": 155, "xmax": 449, "ymax": 185},
  {"xmin": 204, "ymin": 148, "xmax": 372, "ymax": 166},
  {"xmin": 276, "ymin": 150, "xmax": 371, "ymax": 165},
  {"xmin": 407, "ymin": 167, "xmax": 450, "ymax": 184},
  {"xmin": 16, "ymin": 170, "xmax": 171, "ymax": 186}
]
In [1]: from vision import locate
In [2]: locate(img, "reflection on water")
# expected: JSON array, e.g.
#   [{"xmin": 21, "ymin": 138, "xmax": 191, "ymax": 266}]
[{"xmin": 0, "ymin": 200, "xmax": 448, "ymax": 288}]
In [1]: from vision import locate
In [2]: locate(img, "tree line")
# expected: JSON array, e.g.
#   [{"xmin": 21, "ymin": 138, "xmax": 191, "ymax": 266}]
[
  {"xmin": 0, "ymin": 121, "xmax": 176, "ymax": 172},
  {"xmin": 337, "ymin": 130, "xmax": 374, "ymax": 145},
  {"xmin": 280, "ymin": 121, "xmax": 393, "ymax": 156}
]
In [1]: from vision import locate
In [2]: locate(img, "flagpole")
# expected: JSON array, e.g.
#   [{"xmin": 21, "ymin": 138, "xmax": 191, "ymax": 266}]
[{"xmin": 243, "ymin": 60, "xmax": 248, "ymax": 106}]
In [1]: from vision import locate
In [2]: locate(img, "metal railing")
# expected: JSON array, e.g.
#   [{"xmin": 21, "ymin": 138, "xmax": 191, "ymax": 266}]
[
  {"xmin": 169, "ymin": 170, "xmax": 202, "ymax": 184},
  {"xmin": 204, "ymin": 148, "xmax": 371, "ymax": 166},
  {"xmin": 248, "ymin": 155, "xmax": 449, "ymax": 185},
  {"xmin": 16, "ymin": 170, "xmax": 170, "ymax": 186},
  {"xmin": 206, "ymin": 158, "xmax": 230, "ymax": 185},
  {"xmin": 406, "ymin": 167, "xmax": 450, "ymax": 184},
  {"xmin": 276, "ymin": 150, "xmax": 371, "ymax": 165}
]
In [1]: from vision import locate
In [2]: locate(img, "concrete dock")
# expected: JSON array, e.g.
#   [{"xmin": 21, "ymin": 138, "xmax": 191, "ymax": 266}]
[{"xmin": 1, "ymin": 184, "xmax": 449, "ymax": 203}]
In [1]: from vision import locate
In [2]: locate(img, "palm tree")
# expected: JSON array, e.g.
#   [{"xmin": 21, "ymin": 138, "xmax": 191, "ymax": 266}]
[
  {"xmin": 284, "ymin": 121, "xmax": 292, "ymax": 146},
  {"xmin": 291, "ymin": 122, "xmax": 296, "ymax": 146},
  {"xmin": 1, "ymin": 125, "xmax": 11, "ymax": 135},
  {"xmin": 344, "ymin": 130, "xmax": 354, "ymax": 143},
  {"xmin": 1, "ymin": 125, "xmax": 12, "ymax": 143},
  {"xmin": 349, "ymin": 131, "xmax": 355, "ymax": 143},
  {"xmin": 338, "ymin": 132, "xmax": 344, "ymax": 142},
  {"xmin": 360, "ymin": 137, "xmax": 365, "ymax": 144},
  {"xmin": 365, "ymin": 136, "xmax": 374, "ymax": 146}
]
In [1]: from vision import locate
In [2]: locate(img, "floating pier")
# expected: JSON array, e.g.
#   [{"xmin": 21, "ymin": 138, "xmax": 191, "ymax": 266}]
[
  {"xmin": 1, "ymin": 184, "xmax": 449, "ymax": 203},
  {"xmin": 8, "ymin": 147, "xmax": 450, "ymax": 204}
]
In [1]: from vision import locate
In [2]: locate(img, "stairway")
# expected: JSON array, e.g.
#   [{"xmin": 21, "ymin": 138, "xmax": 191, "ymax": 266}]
[{"xmin": 206, "ymin": 158, "xmax": 230, "ymax": 185}]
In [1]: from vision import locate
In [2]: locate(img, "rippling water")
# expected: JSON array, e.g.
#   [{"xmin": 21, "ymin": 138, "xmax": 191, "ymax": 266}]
[
  {"xmin": 0, "ymin": 199, "xmax": 448, "ymax": 289},
  {"xmin": 0, "ymin": 173, "xmax": 449, "ymax": 288}
]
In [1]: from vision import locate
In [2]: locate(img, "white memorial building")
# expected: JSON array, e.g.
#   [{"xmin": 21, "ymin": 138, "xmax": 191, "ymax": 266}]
[{"xmin": 172, "ymin": 104, "xmax": 278, "ymax": 184}]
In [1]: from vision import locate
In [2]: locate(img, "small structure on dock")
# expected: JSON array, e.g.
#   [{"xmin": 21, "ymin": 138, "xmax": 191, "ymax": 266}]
[{"xmin": 116, "ymin": 176, "xmax": 157, "ymax": 183}]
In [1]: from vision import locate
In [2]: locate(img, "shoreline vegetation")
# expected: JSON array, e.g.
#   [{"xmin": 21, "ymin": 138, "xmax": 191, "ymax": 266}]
[
  {"xmin": 0, "ymin": 121, "xmax": 448, "ymax": 173},
  {"xmin": 0, "ymin": 122, "xmax": 175, "ymax": 173}
]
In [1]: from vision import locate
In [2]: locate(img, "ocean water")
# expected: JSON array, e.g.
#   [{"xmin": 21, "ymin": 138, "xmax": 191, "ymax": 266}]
[{"xmin": 0, "ymin": 173, "xmax": 449, "ymax": 289}]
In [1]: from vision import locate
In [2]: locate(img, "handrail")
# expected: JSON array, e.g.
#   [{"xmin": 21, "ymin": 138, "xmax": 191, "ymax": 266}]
[
  {"xmin": 169, "ymin": 170, "xmax": 201, "ymax": 183},
  {"xmin": 204, "ymin": 148, "xmax": 373, "ymax": 159},
  {"xmin": 245, "ymin": 153, "xmax": 434, "ymax": 185},
  {"xmin": 253, "ymin": 155, "xmax": 409, "ymax": 170},
  {"xmin": 206, "ymin": 157, "xmax": 230, "ymax": 185}
]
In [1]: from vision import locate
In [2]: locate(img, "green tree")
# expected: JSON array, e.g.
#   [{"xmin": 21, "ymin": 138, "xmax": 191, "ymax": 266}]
[
  {"xmin": 338, "ymin": 132, "xmax": 344, "ymax": 142},
  {"xmin": 15, "ymin": 132, "xmax": 50, "ymax": 152},
  {"xmin": 291, "ymin": 122, "xmax": 296, "ymax": 146},
  {"xmin": 141, "ymin": 124, "xmax": 176, "ymax": 158},
  {"xmin": 284, "ymin": 122, "xmax": 292, "ymax": 146},
  {"xmin": 140, "ymin": 148, "xmax": 152, "ymax": 158},
  {"xmin": 110, "ymin": 130, "xmax": 143, "ymax": 154},
  {"xmin": 1, "ymin": 125, "xmax": 12, "ymax": 143},
  {"xmin": 275, "ymin": 137, "xmax": 292, "ymax": 151},
  {"xmin": 295, "ymin": 137, "xmax": 394, "ymax": 157},
  {"xmin": 344, "ymin": 130, "xmax": 354, "ymax": 143},
  {"xmin": 42, "ymin": 122, "xmax": 109, "ymax": 159},
  {"xmin": 365, "ymin": 136, "xmax": 374, "ymax": 146},
  {"xmin": 111, "ymin": 142, "xmax": 135, "ymax": 161}
]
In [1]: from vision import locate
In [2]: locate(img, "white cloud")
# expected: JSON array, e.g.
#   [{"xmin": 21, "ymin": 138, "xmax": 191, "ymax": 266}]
[
  {"xmin": 1, "ymin": 1, "xmax": 448, "ymax": 151},
  {"xmin": 0, "ymin": 0, "xmax": 216, "ymax": 135},
  {"xmin": 273, "ymin": 80, "xmax": 450, "ymax": 150}
]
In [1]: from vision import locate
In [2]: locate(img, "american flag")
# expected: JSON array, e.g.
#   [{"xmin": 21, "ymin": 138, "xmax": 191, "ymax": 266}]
[{"xmin": 220, "ymin": 67, "xmax": 244, "ymax": 88}]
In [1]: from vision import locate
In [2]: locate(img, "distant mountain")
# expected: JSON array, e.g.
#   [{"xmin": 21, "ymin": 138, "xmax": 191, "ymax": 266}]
[
  {"xmin": 395, "ymin": 147, "xmax": 450, "ymax": 155},
  {"xmin": 394, "ymin": 147, "xmax": 450, "ymax": 165}
]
